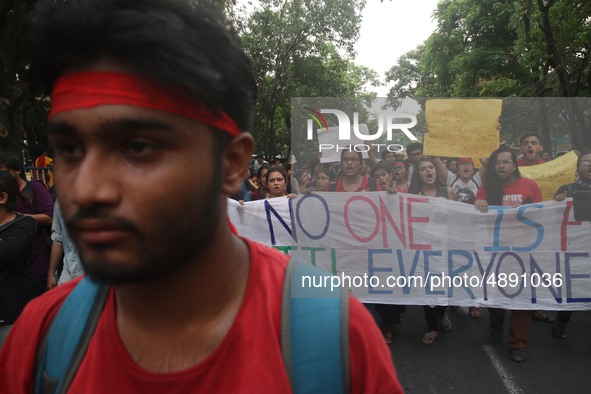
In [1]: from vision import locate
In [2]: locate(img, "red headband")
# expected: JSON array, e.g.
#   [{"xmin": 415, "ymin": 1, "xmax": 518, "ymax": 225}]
[
  {"xmin": 457, "ymin": 157, "xmax": 473, "ymax": 164},
  {"xmin": 49, "ymin": 71, "xmax": 242, "ymax": 136}
]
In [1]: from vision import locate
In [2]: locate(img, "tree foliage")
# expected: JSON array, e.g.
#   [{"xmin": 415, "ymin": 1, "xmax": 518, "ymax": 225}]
[
  {"xmin": 2, "ymin": 0, "xmax": 375, "ymax": 164},
  {"xmin": 385, "ymin": 0, "xmax": 591, "ymax": 151},
  {"xmin": 0, "ymin": 0, "xmax": 48, "ymax": 161},
  {"xmin": 236, "ymin": 0, "xmax": 374, "ymax": 160}
]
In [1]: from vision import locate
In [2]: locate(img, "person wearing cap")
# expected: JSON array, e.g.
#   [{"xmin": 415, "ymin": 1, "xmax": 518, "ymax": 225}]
[{"xmin": 0, "ymin": 1, "xmax": 403, "ymax": 392}]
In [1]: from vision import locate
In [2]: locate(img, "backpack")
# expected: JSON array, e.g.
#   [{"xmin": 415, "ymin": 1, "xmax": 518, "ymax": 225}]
[
  {"xmin": 329, "ymin": 176, "xmax": 380, "ymax": 192},
  {"xmin": 34, "ymin": 260, "xmax": 350, "ymax": 394}
]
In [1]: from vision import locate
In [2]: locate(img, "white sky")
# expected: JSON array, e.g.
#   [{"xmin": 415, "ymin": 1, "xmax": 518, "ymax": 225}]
[{"xmin": 355, "ymin": 0, "xmax": 440, "ymax": 96}]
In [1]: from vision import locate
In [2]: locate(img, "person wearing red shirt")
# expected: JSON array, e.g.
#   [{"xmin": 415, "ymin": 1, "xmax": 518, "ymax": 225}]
[
  {"xmin": 0, "ymin": 1, "xmax": 403, "ymax": 393},
  {"xmin": 516, "ymin": 133, "xmax": 546, "ymax": 167},
  {"xmin": 333, "ymin": 150, "xmax": 383, "ymax": 192},
  {"xmin": 475, "ymin": 145, "xmax": 542, "ymax": 363}
]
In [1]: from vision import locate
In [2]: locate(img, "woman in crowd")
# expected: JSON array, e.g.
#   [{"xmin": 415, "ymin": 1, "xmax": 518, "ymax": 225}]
[
  {"xmin": 0, "ymin": 172, "xmax": 37, "ymax": 349},
  {"xmin": 294, "ymin": 168, "xmax": 311, "ymax": 195},
  {"xmin": 264, "ymin": 166, "xmax": 297, "ymax": 200},
  {"xmin": 245, "ymin": 169, "xmax": 259, "ymax": 195},
  {"xmin": 408, "ymin": 157, "xmax": 454, "ymax": 345},
  {"xmin": 313, "ymin": 167, "xmax": 334, "ymax": 192},
  {"xmin": 250, "ymin": 164, "xmax": 270, "ymax": 201}
]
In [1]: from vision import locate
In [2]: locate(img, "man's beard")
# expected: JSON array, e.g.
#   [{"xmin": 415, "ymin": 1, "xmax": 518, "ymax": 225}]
[{"xmin": 70, "ymin": 168, "xmax": 223, "ymax": 286}]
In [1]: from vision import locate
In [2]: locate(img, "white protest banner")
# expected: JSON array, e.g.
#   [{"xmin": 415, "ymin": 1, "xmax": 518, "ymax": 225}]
[{"xmin": 228, "ymin": 193, "xmax": 591, "ymax": 310}]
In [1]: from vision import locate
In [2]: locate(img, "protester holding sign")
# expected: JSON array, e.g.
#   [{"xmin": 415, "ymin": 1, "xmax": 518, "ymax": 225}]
[{"xmin": 475, "ymin": 145, "xmax": 542, "ymax": 362}]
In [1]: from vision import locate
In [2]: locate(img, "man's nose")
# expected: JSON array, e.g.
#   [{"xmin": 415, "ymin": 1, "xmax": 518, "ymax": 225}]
[{"xmin": 69, "ymin": 152, "xmax": 121, "ymax": 209}]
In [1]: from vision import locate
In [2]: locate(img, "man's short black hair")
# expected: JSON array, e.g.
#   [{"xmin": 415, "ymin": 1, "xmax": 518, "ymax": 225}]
[
  {"xmin": 26, "ymin": 0, "xmax": 256, "ymax": 133},
  {"xmin": 381, "ymin": 150, "xmax": 396, "ymax": 160},
  {"xmin": 371, "ymin": 162, "xmax": 392, "ymax": 177},
  {"xmin": 519, "ymin": 133, "xmax": 541, "ymax": 144},
  {"xmin": 405, "ymin": 142, "xmax": 423, "ymax": 153}
]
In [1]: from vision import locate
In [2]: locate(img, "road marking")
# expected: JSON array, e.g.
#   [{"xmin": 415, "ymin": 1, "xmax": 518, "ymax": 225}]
[{"xmin": 483, "ymin": 345, "xmax": 524, "ymax": 394}]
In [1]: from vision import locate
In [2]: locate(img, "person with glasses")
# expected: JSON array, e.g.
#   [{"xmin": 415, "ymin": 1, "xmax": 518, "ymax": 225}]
[
  {"xmin": 474, "ymin": 145, "xmax": 542, "ymax": 362},
  {"xmin": 331, "ymin": 150, "xmax": 383, "ymax": 192},
  {"xmin": 391, "ymin": 160, "xmax": 410, "ymax": 193}
]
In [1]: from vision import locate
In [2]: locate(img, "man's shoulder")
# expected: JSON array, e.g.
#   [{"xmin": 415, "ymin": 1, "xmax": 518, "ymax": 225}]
[
  {"xmin": 18, "ymin": 278, "xmax": 80, "ymax": 326},
  {"xmin": 0, "ymin": 278, "xmax": 81, "ymax": 389}
]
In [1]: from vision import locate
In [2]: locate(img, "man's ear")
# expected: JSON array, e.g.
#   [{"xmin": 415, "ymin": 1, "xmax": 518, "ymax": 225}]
[{"xmin": 221, "ymin": 133, "xmax": 255, "ymax": 196}]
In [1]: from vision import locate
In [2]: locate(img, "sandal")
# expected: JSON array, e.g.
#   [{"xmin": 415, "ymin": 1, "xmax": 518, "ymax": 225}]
[
  {"xmin": 533, "ymin": 311, "xmax": 555, "ymax": 323},
  {"xmin": 552, "ymin": 320, "xmax": 567, "ymax": 339},
  {"xmin": 439, "ymin": 313, "xmax": 452, "ymax": 332},
  {"xmin": 469, "ymin": 307, "xmax": 481, "ymax": 319},
  {"xmin": 383, "ymin": 328, "xmax": 393, "ymax": 345},
  {"xmin": 421, "ymin": 331, "xmax": 438, "ymax": 345}
]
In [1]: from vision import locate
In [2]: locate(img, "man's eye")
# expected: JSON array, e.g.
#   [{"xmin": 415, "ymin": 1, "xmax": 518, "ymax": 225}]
[
  {"xmin": 53, "ymin": 142, "xmax": 83, "ymax": 159},
  {"xmin": 124, "ymin": 140, "xmax": 158, "ymax": 156}
]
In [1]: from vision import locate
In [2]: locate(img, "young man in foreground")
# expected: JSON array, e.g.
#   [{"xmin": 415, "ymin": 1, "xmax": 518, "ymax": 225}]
[{"xmin": 0, "ymin": 1, "xmax": 402, "ymax": 392}]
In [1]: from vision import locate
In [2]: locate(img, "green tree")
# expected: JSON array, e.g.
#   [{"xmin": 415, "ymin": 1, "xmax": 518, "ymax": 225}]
[
  {"xmin": 237, "ymin": 0, "xmax": 371, "ymax": 159},
  {"xmin": 0, "ymin": 0, "xmax": 48, "ymax": 161},
  {"xmin": 385, "ymin": 0, "xmax": 591, "ymax": 151}
]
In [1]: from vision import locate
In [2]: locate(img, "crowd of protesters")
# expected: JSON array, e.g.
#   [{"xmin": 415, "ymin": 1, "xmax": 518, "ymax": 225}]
[
  {"xmin": 230, "ymin": 134, "xmax": 589, "ymax": 363},
  {"xmin": 1, "ymin": 133, "xmax": 587, "ymax": 364}
]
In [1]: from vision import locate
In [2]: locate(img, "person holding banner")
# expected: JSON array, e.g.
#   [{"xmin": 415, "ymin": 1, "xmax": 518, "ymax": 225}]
[
  {"xmin": 264, "ymin": 166, "xmax": 297, "ymax": 199},
  {"xmin": 408, "ymin": 157, "xmax": 454, "ymax": 345},
  {"xmin": 331, "ymin": 150, "xmax": 383, "ymax": 192},
  {"xmin": 514, "ymin": 134, "xmax": 554, "ymax": 324},
  {"xmin": 551, "ymin": 151, "xmax": 591, "ymax": 339},
  {"xmin": 475, "ymin": 145, "xmax": 542, "ymax": 362}
]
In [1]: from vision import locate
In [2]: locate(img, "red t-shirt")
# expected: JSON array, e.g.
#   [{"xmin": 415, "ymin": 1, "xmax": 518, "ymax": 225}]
[
  {"xmin": 516, "ymin": 158, "xmax": 545, "ymax": 166},
  {"xmin": 475, "ymin": 177, "xmax": 542, "ymax": 206},
  {"xmin": 334, "ymin": 175, "xmax": 383, "ymax": 192},
  {"xmin": 0, "ymin": 239, "xmax": 402, "ymax": 394}
]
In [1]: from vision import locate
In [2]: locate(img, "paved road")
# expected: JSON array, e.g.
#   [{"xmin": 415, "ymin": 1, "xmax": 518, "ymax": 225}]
[{"xmin": 386, "ymin": 306, "xmax": 591, "ymax": 393}]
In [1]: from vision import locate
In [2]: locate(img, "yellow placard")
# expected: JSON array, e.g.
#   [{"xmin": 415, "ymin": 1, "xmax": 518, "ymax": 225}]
[
  {"xmin": 424, "ymin": 99, "xmax": 501, "ymax": 159},
  {"xmin": 520, "ymin": 151, "xmax": 578, "ymax": 201}
]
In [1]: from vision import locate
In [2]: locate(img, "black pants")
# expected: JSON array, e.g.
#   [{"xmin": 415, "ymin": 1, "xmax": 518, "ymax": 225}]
[{"xmin": 424, "ymin": 305, "xmax": 447, "ymax": 332}]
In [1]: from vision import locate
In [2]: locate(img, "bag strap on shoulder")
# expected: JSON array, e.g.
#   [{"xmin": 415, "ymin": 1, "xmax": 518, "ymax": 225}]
[
  {"xmin": 35, "ymin": 277, "xmax": 110, "ymax": 394},
  {"xmin": 281, "ymin": 260, "xmax": 350, "ymax": 394}
]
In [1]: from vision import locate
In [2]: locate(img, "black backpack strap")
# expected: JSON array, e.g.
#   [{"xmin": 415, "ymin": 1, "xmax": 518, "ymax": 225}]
[{"xmin": 35, "ymin": 277, "xmax": 110, "ymax": 394}]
